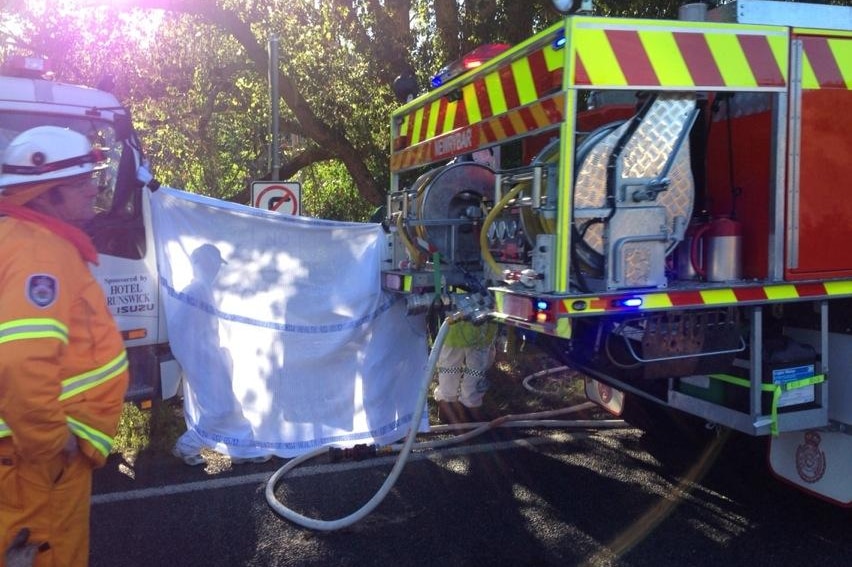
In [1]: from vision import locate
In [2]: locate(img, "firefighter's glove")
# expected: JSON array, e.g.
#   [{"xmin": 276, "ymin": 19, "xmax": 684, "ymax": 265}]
[
  {"xmin": 4, "ymin": 528, "xmax": 46, "ymax": 567},
  {"xmin": 137, "ymin": 163, "xmax": 161, "ymax": 192}
]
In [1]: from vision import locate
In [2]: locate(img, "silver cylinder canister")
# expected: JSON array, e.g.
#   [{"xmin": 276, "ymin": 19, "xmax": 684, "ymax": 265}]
[{"xmin": 690, "ymin": 216, "xmax": 742, "ymax": 282}]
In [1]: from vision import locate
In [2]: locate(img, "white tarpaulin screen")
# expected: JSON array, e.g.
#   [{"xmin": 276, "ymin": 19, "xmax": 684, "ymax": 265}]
[{"xmin": 150, "ymin": 188, "xmax": 429, "ymax": 458}]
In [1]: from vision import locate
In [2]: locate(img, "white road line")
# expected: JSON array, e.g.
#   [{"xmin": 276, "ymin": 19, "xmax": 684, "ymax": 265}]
[{"xmin": 92, "ymin": 433, "xmax": 578, "ymax": 505}]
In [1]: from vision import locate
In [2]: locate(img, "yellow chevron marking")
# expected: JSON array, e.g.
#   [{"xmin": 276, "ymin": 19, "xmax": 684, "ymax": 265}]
[
  {"xmin": 485, "ymin": 72, "xmax": 508, "ymax": 115},
  {"xmin": 411, "ymin": 109, "xmax": 425, "ymax": 144},
  {"xmin": 830, "ymin": 38, "xmax": 852, "ymax": 89},
  {"xmin": 764, "ymin": 284, "xmax": 799, "ymax": 300},
  {"xmin": 490, "ymin": 118, "xmax": 508, "ymax": 139},
  {"xmin": 544, "ymin": 40, "xmax": 564, "ymax": 73},
  {"xmin": 399, "ymin": 115, "xmax": 410, "ymax": 139},
  {"xmin": 530, "ymin": 102, "xmax": 549, "ymax": 126},
  {"xmin": 642, "ymin": 294, "xmax": 674, "ymax": 309},
  {"xmin": 426, "ymin": 100, "xmax": 441, "ymax": 139},
  {"xmin": 825, "ymin": 280, "xmax": 852, "ymax": 295},
  {"xmin": 508, "ymin": 110, "xmax": 527, "ymax": 133},
  {"xmin": 640, "ymin": 31, "xmax": 694, "ymax": 86},
  {"xmin": 768, "ymin": 34, "xmax": 789, "ymax": 83},
  {"xmin": 462, "ymin": 82, "xmax": 482, "ymax": 124},
  {"xmin": 443, "ymin": 101, "xmax": 458, "ymax": 132},
  {"xmin": 700, "ymin": 288, "xmax": 738, "ymax": 304},
  {"xmin": 705, "ymin": 33, "xmax": 756, "ymax": 87},
  {"xmin": 575, "ymin": 28, "xmax": 626, "ymax": 86},
  {"xmin": 512, "ymin": 57, "xmax": 538, "ymax": 104},
  {"xmin": 556, "ymin": 316, "xmax": 573, "ymax": 339}
]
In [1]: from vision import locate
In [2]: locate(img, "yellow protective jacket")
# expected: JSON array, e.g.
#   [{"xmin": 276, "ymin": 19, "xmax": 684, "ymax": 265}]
[
  {"xmin": 444, "ymin": 320, "xmax": 498, "ymax": 349},
  {"xmin": 0, "ymin": 209, "xmax": 128, "ymax": 468}
]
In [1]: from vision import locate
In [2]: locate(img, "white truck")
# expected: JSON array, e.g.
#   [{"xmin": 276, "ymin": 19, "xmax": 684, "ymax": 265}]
[{"xmin": 0, "ymin": 55, "xmax": 181, "ymax": 406}]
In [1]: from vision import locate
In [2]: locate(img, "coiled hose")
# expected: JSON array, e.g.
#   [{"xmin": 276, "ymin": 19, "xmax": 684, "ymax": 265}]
[{"xmin": 264, "ymin": 316, "xmax": 453, "ymax": 531}]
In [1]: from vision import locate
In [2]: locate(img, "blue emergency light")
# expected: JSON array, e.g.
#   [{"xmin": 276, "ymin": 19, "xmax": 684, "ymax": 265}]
[{"xmin": 612, "ymin": 297, "xmax": 643, "ymax": 308}]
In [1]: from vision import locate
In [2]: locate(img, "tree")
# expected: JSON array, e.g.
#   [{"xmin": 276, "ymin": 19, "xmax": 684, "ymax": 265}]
[
  {"xmin": 17, "ymin": 1, "xmax": 833, "ymax": 218},
  {"xmin": 1, "ymin": 1, "xmax": 560, "ymax": 218},
  {"xmin": 128, "ymin": 0, "xmax": 445, "ymax": 210}
]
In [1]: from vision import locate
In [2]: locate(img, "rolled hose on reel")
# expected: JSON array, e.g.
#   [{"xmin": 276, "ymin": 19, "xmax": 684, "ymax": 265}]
[{"xmin": 399, "ymin": 161, "xmax": 495, "ymax": 269}]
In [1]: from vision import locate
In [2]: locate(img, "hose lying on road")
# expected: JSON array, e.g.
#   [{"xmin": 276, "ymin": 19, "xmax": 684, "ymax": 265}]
[
  {"xmin": 521, "ymin": 365, "xmax": 572, "ymax": 397},
  {"xmin": 265, "ymin": 317, "xmax": 453, "ymax": 531},
  {"xmin": 264, "ymin": 318, "xmax": 628, "ymax": 531}
]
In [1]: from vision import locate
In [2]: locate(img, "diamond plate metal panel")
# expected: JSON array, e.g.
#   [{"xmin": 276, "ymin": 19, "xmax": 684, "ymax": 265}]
[
  {"xmin": 574, "ymin": 94, "xmax": 696, "ymax": 263},
  {"xmin": 607, "ymin": 206, "xmax": 668, "ymax": 289}
]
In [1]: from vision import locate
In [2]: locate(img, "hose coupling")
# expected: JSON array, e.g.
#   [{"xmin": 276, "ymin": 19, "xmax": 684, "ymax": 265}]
[{"xmin": 328, "ymin": 443, "xmax": 379, "ymax": 462}]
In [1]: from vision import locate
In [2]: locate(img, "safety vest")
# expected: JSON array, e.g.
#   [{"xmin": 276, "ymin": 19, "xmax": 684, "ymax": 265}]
[
  {"xmin": 444, "ymin": 320, "xmax": 498, "ymax": 349},
  {"xmin": 0, "ymin": 214, "xmax": 129, "ymax": 466}
]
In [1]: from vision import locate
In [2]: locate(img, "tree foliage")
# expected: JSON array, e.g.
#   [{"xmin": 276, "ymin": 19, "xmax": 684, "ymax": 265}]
[
  {"xmin": 0, "ymin": 1, "xmax": 587, "ymax": 219},
  {"xmin": 1, "ymin": 1, "xmax": 842, "ymax": 220}
]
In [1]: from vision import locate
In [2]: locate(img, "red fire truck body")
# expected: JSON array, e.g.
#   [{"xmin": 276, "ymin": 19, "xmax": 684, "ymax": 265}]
[{"xmin": 383, "ymin": 1, "xmax": 852, "ymax": 506}]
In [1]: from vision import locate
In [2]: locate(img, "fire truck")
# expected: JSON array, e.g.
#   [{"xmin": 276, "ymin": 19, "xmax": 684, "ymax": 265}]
[
  {"xmin": 383, "ymin": 0, "xmax": 852, "ymax": 506},
  {"xmin": 0, "ymin": 56, "xmax": 181, "ymax": 406}
]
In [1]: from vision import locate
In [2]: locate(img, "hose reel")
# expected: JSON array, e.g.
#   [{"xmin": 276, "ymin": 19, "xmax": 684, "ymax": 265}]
[
  {"xmin": 573, "ymin": 93, "xmax": 698, "ymax": 289},
  {"xmin": 412, "ymin": 161, "xmax": 495, "ymax": 268}
]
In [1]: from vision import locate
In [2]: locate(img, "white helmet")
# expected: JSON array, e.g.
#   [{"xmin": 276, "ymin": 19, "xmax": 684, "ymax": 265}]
[{"xmin": 0, "ymin": 125, "xmax": 106, "ymax": 189}]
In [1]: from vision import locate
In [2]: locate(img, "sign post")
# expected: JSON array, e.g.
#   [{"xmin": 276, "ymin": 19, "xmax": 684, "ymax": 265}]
[{"xmin": 251, "ymin": 181, "xmax": 301, "ymax": 215}]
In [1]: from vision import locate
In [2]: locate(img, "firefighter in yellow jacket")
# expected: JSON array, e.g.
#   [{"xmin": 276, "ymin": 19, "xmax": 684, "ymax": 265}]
[
  {"xmin": 433, "ymin": 319, "xmax": 498, "ymax": 424},
  {"xmin": 0, "ymin": 126, "xmax": 129, "ymax": 567}
]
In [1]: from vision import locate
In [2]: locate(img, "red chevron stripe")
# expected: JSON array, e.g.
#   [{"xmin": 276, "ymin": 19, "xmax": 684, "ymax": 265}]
[
  {"xmin": 796, "ymin": 282, "xmax": 828, "ymax": 297},
  {"xmin": 482, "ymin": 119, "xmax": 497, "ymax": 144},
  {"xmin": 474, "ymin": 78, "xmax": 492, "ymax": 119},
  {"xmin": 606, "ymin": 29, "xmax": 659, "ymax": 86},
  {"xmin": 528, "ymin": 48, "xmax": 550, "ymax": 95},
  {"xmin": 673, "ymin": 32, "xmax": 724, "ymax": 86},
  {"xmin": 417, "ymin": 104, "xmax": 430, "ymax": 143},
  {"xmin": 499, "ymin": 114, "xmax": 517, "ymax": 137},
  {"xmin": 669, "ymin": 290, "xmax": 706, "ymax": 306},
  {"xmin": 500, "ymin": 65, "xmax": 520, "ymax": 110},
  {"xmin": 733, "ymin": 287, "xmax": 768, "ymax": 302},
  {"xmin": 540, "ymin": 95, "xmax": 563, "ymax": 123},
  {"xmin": 802, "ymin": 37, "xmax": 845, "ymax": 89},
  {"xmin": 519, "ymin": 106, "xmax": 539, "ymax": 132},
  {"xmin": 435, "ymin": 98, "xmax": 449, "ymax": 138},
  {"xmin": 453, "ymin": 99, "xmax": 469, "ymax": 130},
  {"xmin": 574, "ymin": 53, "xmax": 591, "ymax": 85},
  {"xmin": 738, "ymin": 34, "xmax": 784, "ymax": 86}
]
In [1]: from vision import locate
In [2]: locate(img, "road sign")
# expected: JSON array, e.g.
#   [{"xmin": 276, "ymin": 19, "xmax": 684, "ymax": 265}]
[{"xmin": 251, "ymin": 181, "xmax": 301, "ymax": 215}]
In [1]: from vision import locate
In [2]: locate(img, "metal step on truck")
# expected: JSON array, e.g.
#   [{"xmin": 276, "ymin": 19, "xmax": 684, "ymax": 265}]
[
  {"xmin": 382, "ymin": 0, "xmax": 852, "ymax": 507},
  {"xmin": 0, "ymin": 54, "xmax": 181, "ymax": 407}
]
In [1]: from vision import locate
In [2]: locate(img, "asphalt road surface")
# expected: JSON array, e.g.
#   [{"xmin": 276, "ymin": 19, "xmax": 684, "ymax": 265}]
[{"xmin": 90, "ymin": 424, "xmax": 850, "ymax": 567}]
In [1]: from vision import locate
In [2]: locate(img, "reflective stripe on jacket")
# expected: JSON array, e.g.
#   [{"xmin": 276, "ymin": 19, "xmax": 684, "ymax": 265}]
[{"xmin": 0, "ymin": 216, "xmax": 129, "ymax": 467}]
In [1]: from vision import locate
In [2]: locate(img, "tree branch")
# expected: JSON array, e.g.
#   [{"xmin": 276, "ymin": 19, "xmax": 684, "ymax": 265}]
[{"xmin": 110, "ymin": 0, "xmax": 386, "ymax": 205}]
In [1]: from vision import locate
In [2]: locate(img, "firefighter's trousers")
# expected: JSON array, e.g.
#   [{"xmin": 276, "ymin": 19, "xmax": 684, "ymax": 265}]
[
  {"xmin": 0, "ymin": 439, "xmax": 93, "ymax": 567},
  {"xmin": 434, "ymin": 343, "xmax": 496, "ymax": 408}
]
